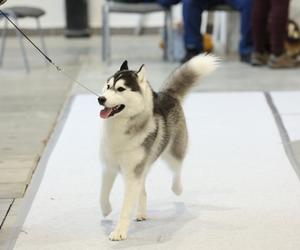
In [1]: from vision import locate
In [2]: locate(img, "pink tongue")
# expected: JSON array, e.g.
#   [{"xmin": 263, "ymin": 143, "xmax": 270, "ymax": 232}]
[{"xmin": 100, "ymin": 107, "xmax": 113, "ymax": 119}]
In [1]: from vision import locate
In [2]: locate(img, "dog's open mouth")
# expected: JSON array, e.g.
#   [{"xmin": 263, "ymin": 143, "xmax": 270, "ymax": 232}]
[{"xmin": 100, "ymin": 104, "xmax": 125, "ymax": 119}]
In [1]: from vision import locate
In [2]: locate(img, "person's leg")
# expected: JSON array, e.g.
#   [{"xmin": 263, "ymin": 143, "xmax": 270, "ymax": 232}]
[
  {"xmin": 269, "ymin": 0, "xmax": 290, "ymax": 56},
  {"xmin": 227, "ymin": 0, "xmax": 253, "ymax": 59},
  {"xmin": 182, "ymin": 0, "xmax": 204, "ymax": 53},
  {"xmin": 181, "ymin": 0, "xmax": 224, "ymax": 62},
  {"xmin": 251, "ymin": 0, "xmax": 270, "ymax": 54},
  {"xmin": 267, "ymin": 0, "xmax": 296, "ymax": 68}
]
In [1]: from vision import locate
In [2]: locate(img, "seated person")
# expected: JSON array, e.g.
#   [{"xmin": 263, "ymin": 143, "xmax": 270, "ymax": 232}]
[
  {"xmin": 117, "ymin": 0, "xmax": 253, "ymax": 63},
  {"xmin": 180, "ymin": 0, "xmax": 253, "ymax": 63},
  {"xmin": 251, "ymin": 0, "xmax": 296, "ymax": 68}
]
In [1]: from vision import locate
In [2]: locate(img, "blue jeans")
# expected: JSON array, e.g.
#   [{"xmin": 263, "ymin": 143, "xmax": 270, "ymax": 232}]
[{"xmin": 183, "ymin": 0, "xmax": 253, "ymax": 55}]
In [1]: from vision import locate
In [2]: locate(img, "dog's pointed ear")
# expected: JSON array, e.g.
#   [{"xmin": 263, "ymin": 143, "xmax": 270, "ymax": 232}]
[
  {"xmin": 137, "ymin": 64, "xmax": 146, "ymax": 82},
  {"xmin": 120, "ymin": 60, "xmax": 129, "ymax": 71}
]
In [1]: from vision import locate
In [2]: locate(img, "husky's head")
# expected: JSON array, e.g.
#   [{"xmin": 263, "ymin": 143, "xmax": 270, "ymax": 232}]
[{"xmin": 98, "ymin": 60, "xmax": 148, "ymax": 119}]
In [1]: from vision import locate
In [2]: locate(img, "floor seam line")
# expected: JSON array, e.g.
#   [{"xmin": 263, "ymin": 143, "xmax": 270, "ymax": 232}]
[
  {"xmin": 264, "ymin": 91, "xmax": 300, "ymax": 181},
  {"xmin": 0, "ymin": 199, "xmax": 14, "ymax": 230}
]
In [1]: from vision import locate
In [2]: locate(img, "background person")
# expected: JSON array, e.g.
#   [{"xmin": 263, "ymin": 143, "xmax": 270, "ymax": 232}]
[{"xmin": 251, "ymin": 0, "xmax": 296, "ymax": 68}]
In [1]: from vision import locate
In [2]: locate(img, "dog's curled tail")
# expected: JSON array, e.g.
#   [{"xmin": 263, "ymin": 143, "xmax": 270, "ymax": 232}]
[{"xmin": 162, "ymin": 54, "xmax": 219, "ymax": 101}]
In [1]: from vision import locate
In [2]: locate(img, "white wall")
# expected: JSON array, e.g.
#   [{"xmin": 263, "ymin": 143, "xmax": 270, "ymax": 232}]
[
  {"xmin": 2, "ymin": 0, "xmax": 181, "ymax": 29},
  {"xmin": 3, "ymin": 0, "xmax": 65, "ymax": 28},
  {"xmin": 290, "ymin": 0, "xmax": 300, "ymax": 24},
  {"xmin": 1, "ymin": 0, "xmax": 300, "ymax": 29}
]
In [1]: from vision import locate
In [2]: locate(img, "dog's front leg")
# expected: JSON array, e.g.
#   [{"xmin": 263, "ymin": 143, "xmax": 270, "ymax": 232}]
[
  {"xmin": 109, "ymin": 171, "xmax": 142, "ymax": 241},
  {"xmin": 136, "ymin": 177, "xmax": 147, "ymax": 221},
  {"xmin": 100, "ymin": 167, "xmax": 117, "ymax": 217}
]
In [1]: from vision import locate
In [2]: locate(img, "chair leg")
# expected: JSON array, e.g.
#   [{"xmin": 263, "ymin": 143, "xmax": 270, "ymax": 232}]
[
  {"xmin": 102, "ymin": 4, "xmax": 111, "ymax": 63},
  {"xmin": 212, "ymin": 11, "xmax": 228, "ymax": 55},
  {"xmin": 212, "ymin": 11, "xmax": 220, "ymax": 44},
  {"xmin": 0, "ymin": 18, "xmax": 8, "ymax": 67},
  {"xmin": 219, "ymin": 12, "xmax": 228, "ymax": 54},
  {"xmin": 14, "ymin": 17, "xmax": 30, "ymax": 72},
  {"xmin": 134, "ymin": 15, "xmax": 145, "ymax": 36},
  {"xmin": 201, "ymin": 11, "xmax": 208, "ymax": 34},
  {"xmin": 36, "ymin": 17, "xmax": 48, "ymax": 65},
  {"xmin": 164, "ymin": 8, "xmax": 174, "ymax": 62},
  {"xmin": 163, "ymin": 14, "xmax": 167, "ymax": 61}
]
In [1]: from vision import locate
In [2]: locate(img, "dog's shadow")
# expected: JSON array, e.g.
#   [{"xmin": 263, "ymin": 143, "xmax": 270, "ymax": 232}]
[{"xmin": 101, "ymin": 202, "xmax": 241, "ymax": 249}]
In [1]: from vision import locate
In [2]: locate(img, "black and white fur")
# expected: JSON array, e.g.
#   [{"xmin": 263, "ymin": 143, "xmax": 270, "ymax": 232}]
[{"xmin": 98, "ymin": 54, "xmax": 218, "ymax": 241}]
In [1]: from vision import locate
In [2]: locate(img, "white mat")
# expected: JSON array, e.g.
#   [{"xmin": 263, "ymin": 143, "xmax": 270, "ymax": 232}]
[{"xmin": 15, "ymin": 93, "xmax": 300, "ymax": 250}]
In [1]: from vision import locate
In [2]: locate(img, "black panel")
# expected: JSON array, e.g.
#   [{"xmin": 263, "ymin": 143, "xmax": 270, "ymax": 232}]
[{"xmin": 65, "ymin": 0, "xmax": 90, "ymax": 37}]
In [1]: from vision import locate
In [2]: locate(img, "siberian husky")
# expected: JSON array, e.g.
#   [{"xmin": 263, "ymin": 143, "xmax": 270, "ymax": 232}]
[{"xmin": 98, "ymin": 54, "xmax": 218, "ymax": 241}]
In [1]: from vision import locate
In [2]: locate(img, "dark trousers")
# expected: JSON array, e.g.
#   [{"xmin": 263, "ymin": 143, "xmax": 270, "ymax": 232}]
[
  {"xmin": 252, "ymin": 0, "xmax": 290, "ymax": 56},
  {"xmin": 183, "ymin": 0, "xmax": 253, "ymax": 55}
]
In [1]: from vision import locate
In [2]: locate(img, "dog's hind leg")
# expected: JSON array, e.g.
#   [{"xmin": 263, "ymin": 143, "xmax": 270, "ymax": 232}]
[
  {"xmin": 171, "ymin": 159, "xmax": 183, "ymax": 195},
  {"xmin": 165, "ymin": 155, "xmax": 184, "ymax": 195},
  {"xmin": 100, "ymin": 167, "xmax": 117, "ymax": 217},
  {"xmin": 164, "ymin": 127, "xmax": 187, "ymax": 196},
  {"xmin": 136, "ymin": 177, "xmax": 147, "ymax": 221}
]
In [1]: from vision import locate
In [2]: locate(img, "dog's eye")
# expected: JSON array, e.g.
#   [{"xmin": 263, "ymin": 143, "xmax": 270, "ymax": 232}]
[
  {"xmin": 107, "ymin": 85, "xmax": 110, "ymax": 90},
  {"xmin": 117, "ymin": 87, "xmax": 126, "ymax": 92}
]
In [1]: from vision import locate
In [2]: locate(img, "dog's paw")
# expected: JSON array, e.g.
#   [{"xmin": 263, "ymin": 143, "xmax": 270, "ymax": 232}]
[
  {"xmin": 136, "ymin": 215, "xmax": 147, "ymax": 222},
  {"xmin": 109, "ymin": 229, "xmax": 127, "ymax": 241},
  {"xmin": 101, "ymin": 202, "xmax": 112, "ymax": 217}
]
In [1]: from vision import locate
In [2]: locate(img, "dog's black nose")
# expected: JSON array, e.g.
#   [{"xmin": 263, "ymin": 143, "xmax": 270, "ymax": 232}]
[{"xmin": 98, "ymin": 96, "xmax": 106, "ymax": 105}]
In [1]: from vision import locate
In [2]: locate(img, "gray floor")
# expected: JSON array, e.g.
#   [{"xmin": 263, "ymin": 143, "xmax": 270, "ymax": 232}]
[{"xmin": 0, "ymin": 34, "xmax": 300, "ymax": 249}]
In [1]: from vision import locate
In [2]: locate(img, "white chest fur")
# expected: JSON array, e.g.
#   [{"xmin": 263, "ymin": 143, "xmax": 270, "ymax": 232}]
[{"xmin": 100, "ymin": 117, "xmax": 155, "ymax": 166}]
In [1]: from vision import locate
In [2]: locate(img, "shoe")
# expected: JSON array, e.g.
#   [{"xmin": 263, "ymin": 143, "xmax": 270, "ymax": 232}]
[
  {"xmin": 251, "ymin": 52, "xmax": 269, "ymax": 66},
  {"xmin": 268, "ymin": 53, "xmax": 297, "ymax": 69},
  {"xmin": 180, "ymin": 49, "xmax": 200, "ymax": 64},
  {"xmin": 240, "ymin": 53, "xmax": 251, "ymax": 64}
]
